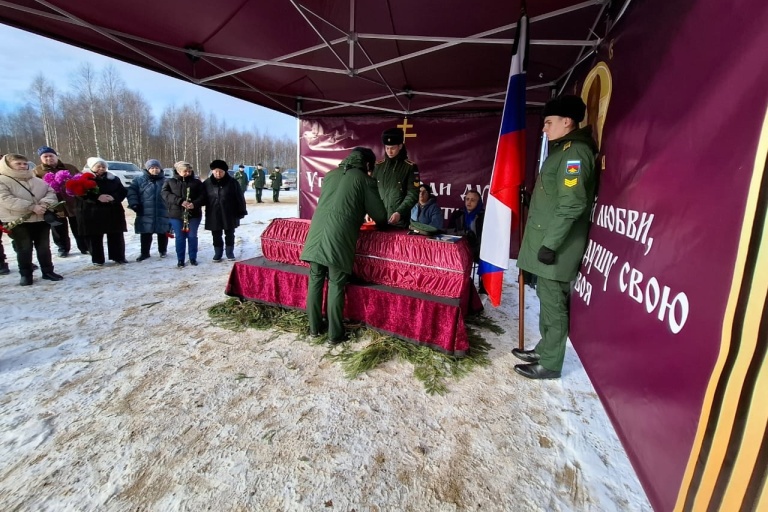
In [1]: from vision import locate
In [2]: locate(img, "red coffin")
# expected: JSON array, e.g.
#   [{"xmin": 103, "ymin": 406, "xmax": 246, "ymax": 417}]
[{"xmin": 261, "ymin": 218, "xmax": 474, "ymax": 299}]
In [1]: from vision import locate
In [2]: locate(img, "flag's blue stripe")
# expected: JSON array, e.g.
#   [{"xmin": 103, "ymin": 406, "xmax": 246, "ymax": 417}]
[
  {"xmin": 499, "ymin": 73, "xmax": 526, "ymax": 135},
  {"xmin": 478, "ymin": 260, "xmax": 505, "ymax": 276}
]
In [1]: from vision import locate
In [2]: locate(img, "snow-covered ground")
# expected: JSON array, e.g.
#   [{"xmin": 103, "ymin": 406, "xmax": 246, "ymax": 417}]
[{"xmin": 0, "ymin": 190, "xmax": 651, "ymax": 511}]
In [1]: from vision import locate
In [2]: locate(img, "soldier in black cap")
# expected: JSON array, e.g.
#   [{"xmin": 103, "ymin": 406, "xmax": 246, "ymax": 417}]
[{"xmin": 372, "ymin": 127, "xmax": 420, "ymax": 228}]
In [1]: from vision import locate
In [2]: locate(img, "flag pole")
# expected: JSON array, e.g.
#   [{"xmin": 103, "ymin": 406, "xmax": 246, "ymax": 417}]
[
  {"xmin": 517, "ymin": 0, "xmax": 527, "ymax": 351},
  {"xmin": 518, "ymin": 185, "xmax": 526, "ymax": 350}
]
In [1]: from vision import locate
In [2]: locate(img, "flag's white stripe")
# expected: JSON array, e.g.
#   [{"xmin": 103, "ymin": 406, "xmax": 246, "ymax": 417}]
[{"xmin": 479, "ymin": 194, "xmax": 511, "ymax": 269}]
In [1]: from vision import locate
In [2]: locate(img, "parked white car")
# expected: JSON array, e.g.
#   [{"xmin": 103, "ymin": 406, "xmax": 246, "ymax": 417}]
[{"xmin": 82, "ymin": 160, "xmax": 143, "ymax": 187}]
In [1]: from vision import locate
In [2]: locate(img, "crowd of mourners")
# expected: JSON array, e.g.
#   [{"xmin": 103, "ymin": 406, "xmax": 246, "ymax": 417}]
[{"xmin": 0, "ymin": 147, "xmax": 249, "ymax": 285}]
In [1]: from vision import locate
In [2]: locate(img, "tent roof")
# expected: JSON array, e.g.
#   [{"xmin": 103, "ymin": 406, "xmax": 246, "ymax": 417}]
[{"xmin": 0, "ymin": 0, "xmax": 618, "ymax": 118}]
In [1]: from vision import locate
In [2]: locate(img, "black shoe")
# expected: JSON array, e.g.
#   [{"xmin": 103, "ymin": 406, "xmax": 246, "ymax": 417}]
[
  {"xmin": 189, "ymin": 259, "xmax": 198, "ymax": 266},
  {"xmin": 177, "ymin": 261, "xmax": 185, "ymax": 268},
  {"xmin": 113, "ymin": 259, "xmax": 129, "ymax": 264},
  {"xmin": 58, "ymin": 250, "xmax": 69, "ymax": 258},
  {"xmin": 42, "ymin": 272, "xmax": 64, "ymax": 281},
  {"xmin": 136, "ymin": 254, "xmax": 150, "ymax": 262},
  {"xmin": 92, "ymin": 262, "xmax": 104, "ymax": 267},
  {"xmin": 328, "ymin": 334, "xmax": 349, "ymax": 345},
  {"xmin": 160, "ymin": 252, "xmax": 167, "ymax": 258},
  {"xmin": 0, "ymin": 265, "xmax": 9, "ymax": 276},
  {"xmin": 20, "ymin": 275, "xmax": 33, "ymax": 286},
  {"xmin": 514, "ymin": 363, "xmax": 561, "ymax": 380},
  {"xmin": 511, "ymin": 348, "xmax": 541, "ymax": 363},
  {"xmin": 80, "ymin": 249, "xmax": 89, "ymax": 255}
]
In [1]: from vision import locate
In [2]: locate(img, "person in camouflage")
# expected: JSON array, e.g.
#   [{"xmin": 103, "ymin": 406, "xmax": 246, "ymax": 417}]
[
  {"xmin": 513, "ymin": 95, "xmax": 598, "ymax": 380},
  {"xmin": 372, "ymin": 128, "xmax": 420, "ymax": 228}
]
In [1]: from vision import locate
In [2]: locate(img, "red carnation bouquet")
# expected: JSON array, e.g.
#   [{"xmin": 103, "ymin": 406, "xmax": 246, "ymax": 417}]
[{"xmin": 65, "ymin": 173, "xmax": 100, "ymax": 198}]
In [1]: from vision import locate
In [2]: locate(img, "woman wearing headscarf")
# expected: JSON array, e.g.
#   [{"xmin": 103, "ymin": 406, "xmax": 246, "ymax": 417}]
[
  {"xmin": 0, "ymin": 153, "xmax": 63, "ymax": 285},
  {"xmin": 75, "ymin": 157, "xmax": 128, "ymax": 266},
  {"xmin": 127, "ymin": 159, "xmax": 170, "ymax": 261},
  {"xmin": 203, "ymin": 159, "xmax": 247, "ymax": 262},
  {"xmin": 162, "ymin": 161, "xmax": 205, "ymax": 267}
]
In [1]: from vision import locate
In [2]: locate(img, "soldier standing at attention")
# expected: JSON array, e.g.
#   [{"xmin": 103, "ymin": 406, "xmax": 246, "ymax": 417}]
[
  {"xmin": 300, "ymin": 148, "xmax": 388, "ymax": 344},
  {"xmin": 513, "ymin": 95, "xmax": 598, "ymax": 380},
  {"xmin": 270, "ymin": 166, "xmax": 283, "ymax": 203},
  {"xmin": 234, "ymin": 165, "xmax": 248, "ymax": 197},
  {"xmin": 372, "ymin": 128, "xmax": 420, "ymax": 228},
  {"xmin": 251, "ymin": 163, "xmax": 266, "ymax": 203}
]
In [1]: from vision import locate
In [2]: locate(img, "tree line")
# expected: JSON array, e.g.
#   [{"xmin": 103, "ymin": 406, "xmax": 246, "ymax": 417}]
[{"xmin": 0, "ymin": 63, "xmax": 296, "ymax": 174}]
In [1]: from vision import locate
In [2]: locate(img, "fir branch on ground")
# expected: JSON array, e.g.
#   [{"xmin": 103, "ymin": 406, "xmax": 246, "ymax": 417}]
[{"xmin": 208, "ymin": 299, "xmax": 495, "ymax": 394}]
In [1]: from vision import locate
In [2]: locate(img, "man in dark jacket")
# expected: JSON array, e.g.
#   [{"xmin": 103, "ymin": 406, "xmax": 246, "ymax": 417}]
[
  {"xmin": 234, "ymin": 165, "xmax": 248, "ymax": 197},
  {"xmin": 372, "ymin": 128, "xmax": 420, "ymax": 228},
  {"xmin": 300, "ymin": 148, "xmax": 388, "ymax": 343},
  {"xmin": 513, "ymin": 95, "xmax": 598, "ymax": 380},
  {"xmin": 410, "ymin": 184, "xmax": 443, "ymax": 230},
  {"xmin": 270, "ymin": 166, "xmax": 283, "ymax": 203},
  {"xmin": 251, "ymin": 163, "xmax": 266, "ymax": 203},
  {"xmin": 204, "ymin": 160, "xmax": 247, "ymax": 261},
  {"xmin": 33, "ymin": 146, "xmax": 87, "ymax": 256}
]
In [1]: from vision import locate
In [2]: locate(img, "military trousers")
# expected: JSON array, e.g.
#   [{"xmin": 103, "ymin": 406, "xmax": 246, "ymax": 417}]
[
  {"xmin": 307, "ymin": 261, "xmax": 349, "ymax": 341},
  {"xmin": 272, "ymin": 188, "xmax": 280, "ymax": 202},
  {"xmin": 534, "ymin": 276, "xmax": 571, "ymax": 372},
  {"xmin": 254, "ymin": 187, "xmax": 263, "ymax": 203}
]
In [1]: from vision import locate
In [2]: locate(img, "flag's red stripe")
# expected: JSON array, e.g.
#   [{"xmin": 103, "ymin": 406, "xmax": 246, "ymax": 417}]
[{"xmin": 490, "ymin": 130, "xmax": 525, "ymax": 215}]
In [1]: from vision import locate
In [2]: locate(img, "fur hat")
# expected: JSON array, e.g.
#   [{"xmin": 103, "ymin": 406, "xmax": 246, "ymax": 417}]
[
  {"xmin": 145, "ymin": 159, "xmax": 162, "ymax": 169},
  {"xmin": 209, "ymin": 159, "xmax": 229, "ymax": 172},
  {"xmin": 542, "ymin": 95, "xmax": 587, "ymax": 123},
  {"xmin": 37, "ymin": 146, "xmax": 57, "ymax": 157},
  {"xmin": 382, "ymin": 128, "xmax": 404, "ymax": 145},
  {"xmin": 87, "ymin": 157, "xmax": 107, "ymax": 170}
]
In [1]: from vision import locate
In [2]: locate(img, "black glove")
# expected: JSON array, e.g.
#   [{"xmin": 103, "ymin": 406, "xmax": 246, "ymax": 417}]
[
  {"xmin": 131, "ymin": 204, "xmax": 143, "ymax": 215},
  {"xmin": 537, "ymin": 246, "xmax": 556, "ymax": 265}
]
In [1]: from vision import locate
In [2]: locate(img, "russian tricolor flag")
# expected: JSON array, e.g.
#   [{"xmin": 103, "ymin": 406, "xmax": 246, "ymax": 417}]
[{"xmin": 478, "ymin": 11, "xmax": 528, "ymax": 307}]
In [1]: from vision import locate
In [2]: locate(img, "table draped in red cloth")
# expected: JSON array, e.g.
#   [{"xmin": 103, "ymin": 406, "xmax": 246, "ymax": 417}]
[
  {"xmin": 260, "ymin": 217, "xmax": 474, "ymax": 299},
  {"xmin": 225, "ymin": 257, "xmax": 482, "ymax": 355}
]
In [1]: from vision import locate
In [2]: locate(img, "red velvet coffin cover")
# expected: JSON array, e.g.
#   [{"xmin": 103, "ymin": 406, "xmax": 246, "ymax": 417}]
[{"xmin": 261, "ymin": 218, "xmax": 474, "ymax": 299}]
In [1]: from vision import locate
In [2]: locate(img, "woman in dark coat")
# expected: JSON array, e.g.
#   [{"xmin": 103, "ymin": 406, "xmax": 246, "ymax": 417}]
[
  {"xmin": 161, "ymin": 161, "xmax": 205, "ymax": 267},
  {"xmin": 203, "ymin": 160, "xmax": 247, "ymax": 262},
  {"xmin": 75, "ymin": 157, "xmax": 128, "ymax": 266},
  {"xmin": 127, "ymin": 159, "xmax": 170, "ymax": 261}
]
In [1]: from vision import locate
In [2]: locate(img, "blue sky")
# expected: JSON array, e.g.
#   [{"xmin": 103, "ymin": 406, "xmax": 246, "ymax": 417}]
[{"xmin": 0, "ymin": 25, "xmax": 297, "ymax": 140}]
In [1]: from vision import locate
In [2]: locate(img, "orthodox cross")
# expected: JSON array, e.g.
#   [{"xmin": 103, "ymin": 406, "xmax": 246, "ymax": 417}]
[{"xmin": 397, "ymin": 117, "xmax": 417, "ymax": 140}]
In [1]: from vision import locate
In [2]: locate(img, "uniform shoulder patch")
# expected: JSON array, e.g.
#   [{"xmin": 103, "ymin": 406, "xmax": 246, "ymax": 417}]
[
  {"xmin": 405, "ymin": 159, "xmax": 416, "ymax": 166},
  {"xmin": 565, "ymin": 160, "xmax": 581, "ymax": 175},
  {"xmin": 564, "ymin": 177, "xmax": 578, "ymax": 188},
  {"xmin": 562, "ymin": 141, "xmax": 572, "ymax": 151},
  {"xmin": 375, "ymin": 159, "xmax": 384, "ymax": 165}
]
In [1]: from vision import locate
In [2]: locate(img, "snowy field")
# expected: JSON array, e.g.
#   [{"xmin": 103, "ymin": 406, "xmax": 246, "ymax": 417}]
[{"xmin": 0, "ymin": 190, "xmax": 651, "ymax": 511}]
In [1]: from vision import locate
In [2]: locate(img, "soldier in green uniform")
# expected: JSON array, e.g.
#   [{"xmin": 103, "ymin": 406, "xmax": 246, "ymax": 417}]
[
  {"xmin": 513, "ymin": 95, "xmax": 598, "ymax": 380},
  {"xmin": 251, "ymin": 163, "xmax": 266, "ymax": 203},
  {"xmin": 270, "ymin": 166, "xmax": 283, "ymax": 202},
  {"xmin": 372, "ymin": 128, "xmax": 420, "ymax": 228},
  {"xmin": 234, "ymin": 165, "xmax": 248, "ymax": 197},
  {"xmin": 300, "ymin": 148, "xmax": 388, "ymax": 343}
]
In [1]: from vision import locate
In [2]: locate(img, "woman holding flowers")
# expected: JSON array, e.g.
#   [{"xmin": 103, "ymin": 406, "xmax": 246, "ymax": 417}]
[
  {"xmin": 0, "ymin": 153, "xmax": 63, "ymax": 285},
  {"xmin": 127, "ymin": 159, "xmax": 170, "ymax": 261},
  {"xmin": 74, "ymin": 157, "xmax": 128, "ymax": 266},
  {"xmin": 161, "ymin": 161, "xmax": 204, "ymax": 267},
  {"xmin": 34, "ymin": 146, "xmax": 88, "ymax": 257}
]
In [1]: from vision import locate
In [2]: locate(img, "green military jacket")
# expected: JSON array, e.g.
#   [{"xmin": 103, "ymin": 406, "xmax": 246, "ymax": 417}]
[
  {"xmin": 270, "ymin": 170, "xmax": 283, "ymax": 190},
  {"xmin": 517, "ymin": 126, "xmax": 598, "ymax": 282},
  {"xmin": 300, "ymin": 152, "xmax": 388, "ymax": 274},
  {"xmin": 251, "ymin": 167, "xmax": 266, "ymax": 188},
  {"xmin": 234, "ymin": 170, "xmax": 248, "ymax": 192},
  {"xmin": 372, "ymin": 147, "xmax": 420, "ymax": 228}
]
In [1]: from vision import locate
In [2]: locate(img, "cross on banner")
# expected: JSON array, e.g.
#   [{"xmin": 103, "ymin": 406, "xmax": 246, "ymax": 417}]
[{"xmin": 397, "ymin": 117, "xmax": 417, "ymax": 140}]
